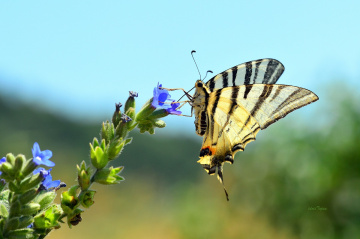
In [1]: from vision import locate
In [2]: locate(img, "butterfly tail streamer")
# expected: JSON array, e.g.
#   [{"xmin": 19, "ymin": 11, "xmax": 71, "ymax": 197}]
[{"xmin": 217, "ymin": 165, "xmax": 230, "ymax": 201}]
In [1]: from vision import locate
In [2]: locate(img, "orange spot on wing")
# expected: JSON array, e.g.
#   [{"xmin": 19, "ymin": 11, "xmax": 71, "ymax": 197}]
[{"xmin": 201, "ymin": 146, "xmax": 217, "ymax": 156}]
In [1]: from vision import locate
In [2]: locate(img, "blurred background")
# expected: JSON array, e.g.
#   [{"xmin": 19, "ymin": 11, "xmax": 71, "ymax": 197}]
[{"xmin": 1, "ymin": 1, "xmax": 359, "ymax": 238}]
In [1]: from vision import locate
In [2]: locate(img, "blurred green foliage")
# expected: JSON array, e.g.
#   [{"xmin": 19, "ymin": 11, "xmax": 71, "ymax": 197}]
[{"xmin": 0, "ymin": 84, "xmax": 359, "ymax": 239}]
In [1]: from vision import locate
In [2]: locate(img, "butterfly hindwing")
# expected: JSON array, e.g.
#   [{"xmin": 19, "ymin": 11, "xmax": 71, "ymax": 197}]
[
  {"xmin": 221, "ymin": 84, "xmax": 319, "ymax": 129},
  {"xmin": 206, "ymin": 58, "xmax": 284, "ymax": 91}
]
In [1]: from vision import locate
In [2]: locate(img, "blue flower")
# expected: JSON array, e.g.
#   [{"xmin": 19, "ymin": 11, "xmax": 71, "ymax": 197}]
[
  {"xmin": 0, "ymin": 157, "xmax": 6, "ymax": 176},
  {"xmin": 152, "ymin": 83, "xmax": 182, "ymax": 115},
  {"xmin": 166, "ymin": 101, "xmax": 182, "ymax": 115},
  {"xmin": 32, "ymin": 142, "xmax": 55, "ymax": 167},
  {"xmin": 33, "ymin": 167, "xmax": 61, "ymax": 190},
  {"xmin": 152, "ymin": 83, "xmax": 173, "ymax": 109}
]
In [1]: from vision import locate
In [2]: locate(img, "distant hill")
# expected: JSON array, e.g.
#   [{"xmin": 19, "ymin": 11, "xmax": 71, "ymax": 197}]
[{"xmin": 0, "ymin": 96, "xmax": 202, "ymax": 184}]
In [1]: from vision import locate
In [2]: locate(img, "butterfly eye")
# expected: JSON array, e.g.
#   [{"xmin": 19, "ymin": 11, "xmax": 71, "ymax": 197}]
[{"xmin": 196, "ymin": 82, "xmax": 203, "ymax": 87}]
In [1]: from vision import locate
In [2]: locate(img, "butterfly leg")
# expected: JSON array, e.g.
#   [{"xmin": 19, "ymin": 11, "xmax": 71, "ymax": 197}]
[
  {"xmin": 160, "ymin": 87, "xmax": 193, "ymax": 101},
  {"xmin": 170, "ymin": 100, "xmax": 193, "ymax": 117}
]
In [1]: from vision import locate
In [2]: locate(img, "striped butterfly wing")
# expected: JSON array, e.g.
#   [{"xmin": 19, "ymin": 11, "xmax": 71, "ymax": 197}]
[
  {"xmin": 197, "ymin": 84, "xmax": 318, "ymax": 200},
  {"xmin": 206, "ymin": 58, "xmax": 284, "ymax": 91}
]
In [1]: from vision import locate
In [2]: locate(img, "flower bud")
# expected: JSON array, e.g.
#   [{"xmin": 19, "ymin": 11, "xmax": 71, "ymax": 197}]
[
  {"xmin": 13, "ymin": 154, "xmax": 25, "ymax": 179},
  {"xmin": 68, "ymin": 209, "xmax": 83, "ymax": 227},
  {"xmin": 125, "ymin": 107, "xmax": 136, "ymax": 130},
  {"xmin": 101, "ymin": 121, "xmax": 115, "ymax": 144},
  {"xmin": 137, "ymin": 121, "xmax": 153, "ymax": 134},
  {"xmin": 115, "ymin": 115, "xmax": 132, "ymax": 139},
  {"xmin": 135, "ymin": 98, "xmax": 156, "ymax": 121},
  {"xmin": 6, "ymin": 153, "xmax": 15, "ymax": 166},
  {"xmin": 77, "ymin": 161, "xmax": 91, "ymax": 190},
  {"xmin": 18, "ymin": 173, "xmax": 44, "ymax": 193},
  {"xmin": 0, "ymin": 162, "xmax": 14, "ymax": 179},
  {"xmin": 22, "ymin": 159, "xmax": 38, "ymax": 179},
  {"xmin": 124, "ymin": 91, "xmax": 137, "ymax": 113},
  {"xmin": 93, "ymin": 166, "xmax": 124, "ymax": 185},
  {"xmin": 153, "ymin": 119, "xmax": 166, "ymax": 128},
  {"xmin": 81, "ymin": 190, "xmax": 96, "ymax": 208},
  {"xmin": 112, "ymin": 102, "xmax": 122, "ymax": 127},
  {"xmin": 19, "ymin": 189, "xmax": 38, "ymax": 204},
  {"xmin": 107, "ymin": 138, "xmax": 124, "ymax": 160},
  {"xmin": 90, "ymin": 145, "xmax": 108, "ymax": 170},
  {"xmin": 61, "ymin": 186, "xmax": 80, "ymax": 214}
]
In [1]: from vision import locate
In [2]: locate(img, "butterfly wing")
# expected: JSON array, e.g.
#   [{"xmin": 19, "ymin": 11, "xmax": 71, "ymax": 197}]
[
  {"xmin": 197, "ymin": 84, "xmax": 318, "ymax": 200},
  {"xmin": 205, "ymin": 58, "xmax": 284, "ymax": 91}
]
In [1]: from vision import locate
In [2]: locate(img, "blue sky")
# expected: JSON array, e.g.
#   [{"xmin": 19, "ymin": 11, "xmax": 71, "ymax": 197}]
[{"xmin": 1, "ymin": 1, "xmax": 359, "ymax": 133}]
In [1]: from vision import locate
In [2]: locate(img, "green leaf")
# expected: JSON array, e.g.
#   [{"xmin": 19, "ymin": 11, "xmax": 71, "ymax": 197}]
[
  {"xmin": 5, "ymin": 228, "xmax": 35, "ymax": 239},
  {"xmin": 20, "ymin": 203, "xmax": 40, "ymax": 216},
  {"xmin": 124, "ymin": 138, "xmax": 132, "ymax": 145},
  {"xmin": 18, "ymin": 216, "xmax": 33, "ymax": 229},
  {"xmin": 34, "ymin": 191, "xmax": 56, "ymax": 210},
  {"xmin": 0, "ymin": 203, "xmax": 9, "ymax": 218},
  {"xmin": 34, "ymin": 204, "xmax": 62, "ymax": 229}
]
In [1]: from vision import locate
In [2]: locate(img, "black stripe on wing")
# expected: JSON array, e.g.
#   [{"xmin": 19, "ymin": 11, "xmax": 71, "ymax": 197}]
[{"xmin": 206, "ymin": 58, "xmax": 284, "ymax": 92}]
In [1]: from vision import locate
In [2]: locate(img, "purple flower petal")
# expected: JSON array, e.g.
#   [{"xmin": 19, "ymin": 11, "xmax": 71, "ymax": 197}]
[
  {"xmin": 34, "ymin": 167, "xmax": 61, "ymax": 190},
  {"xmin": 43, "ymin": 179, "xmax": 61, "ymax": 189},
  {"xmin": 0, "ymin": 157, "xmax": 6, "ymax": 175},
  {"xmin": 33, "ymin": 167, "xmax": 52, "ymax": 177},
  {"xmin": 166, "ymin": 101, "xmax": 182, "ymax": 115},
  {"xmin": 152, "ymin": 82, "xmax": 173, "ymax": 109},
  {"xmin": 32, "ymin": 142, "xmax": 55, "ymax": 167}
]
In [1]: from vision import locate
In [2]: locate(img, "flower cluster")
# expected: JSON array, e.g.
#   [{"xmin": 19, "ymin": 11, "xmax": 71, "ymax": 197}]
[
  {"xmin": 31, "ymin": 142, "xmax": 61, "ymax": 190},
  {"xmin": 0, "ymin": 142, "xmax": 65, "ymax": 238}
]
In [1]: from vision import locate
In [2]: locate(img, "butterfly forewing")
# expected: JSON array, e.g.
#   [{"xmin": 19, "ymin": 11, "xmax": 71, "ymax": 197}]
[{"xmin": 206, "ymin": 58, "xmax": 284, "ymax": 91}]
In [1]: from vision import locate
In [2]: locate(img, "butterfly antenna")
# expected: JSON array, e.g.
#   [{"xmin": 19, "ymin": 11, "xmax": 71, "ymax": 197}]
[
  {"xmin": 202, "ymin": 70, "xmax": 213, "ymax": 81},
  {"xmin": 191, "ymin": 50, "xmax": 202, "ymax": 81},
  {"xmin": 177, "ymin": 50, "xmax": 200, "ymax": 101}
]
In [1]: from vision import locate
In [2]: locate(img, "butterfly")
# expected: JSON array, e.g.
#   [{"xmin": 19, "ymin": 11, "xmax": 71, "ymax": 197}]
[{"xmin": 188, "ymin": 58, "xmax": 319, "ymax": 200}]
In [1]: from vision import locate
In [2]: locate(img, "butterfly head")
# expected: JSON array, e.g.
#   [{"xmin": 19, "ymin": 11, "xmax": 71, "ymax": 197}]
[{"xmin": 195, "ymin": 80, "xmax": 204, "ymax": 88}]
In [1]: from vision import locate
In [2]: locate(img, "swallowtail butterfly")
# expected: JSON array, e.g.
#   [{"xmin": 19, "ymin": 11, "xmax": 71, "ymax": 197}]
[{"xmin": 190, "ymin": 58, "xmax": 318, "ymax": 200}]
